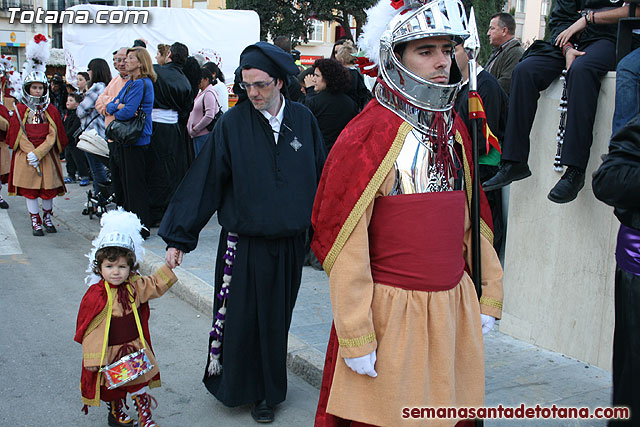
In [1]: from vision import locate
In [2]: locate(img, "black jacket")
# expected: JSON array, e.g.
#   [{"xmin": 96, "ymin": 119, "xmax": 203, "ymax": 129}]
[
  {"xmin": 346, "ymin": 68, "xmax": 372, "ymax": 112},
  {"xmin": 592, "ymin": 114, "xmax": 640, "ymax": 230},
  {"xmin": 454, "ymin": 70, "xmax": 508, "ymax": 158},
  {"xmin": 63, "ymin": 109, "xmax": 81, "ymax": 147},
  {"xmin": 303, "ymin": 89, "xmax": 358, "ymax": 152},
  {"xmin": 523, "ymin": 0, "xmax": 625, "ymax": 61},
  {"xmin": 152, "ymin": 62, "xmax": 194, "ymax": 125}
]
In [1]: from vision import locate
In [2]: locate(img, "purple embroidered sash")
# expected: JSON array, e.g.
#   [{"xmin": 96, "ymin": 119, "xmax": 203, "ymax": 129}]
[{"xmin": 616, "ymin": 224, "xmax": 640, "ymax": 276}]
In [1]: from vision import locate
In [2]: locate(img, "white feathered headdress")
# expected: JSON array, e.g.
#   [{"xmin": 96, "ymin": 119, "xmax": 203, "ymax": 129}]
[
  {"xmin": 0, "ymin": 54, "xmax": 14, "ymax": 72},
  {"xmin": 85, "ymin": 208, "xmax": 147, "ymax": 286},
  {"xmin": 10, "ymin": 33, "xmax": 50, "ymax": 102},
  {"xmin": 357, "ymin": 0, "xmax": 402, "ymax": 75}
]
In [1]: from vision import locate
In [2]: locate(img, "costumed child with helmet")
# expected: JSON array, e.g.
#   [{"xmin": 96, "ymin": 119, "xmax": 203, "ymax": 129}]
[
  {"xmin": 0, "ymin": 54, "xmax": 15, "ymax": 209},
  {"xmin": 74, "ymin": 208, "xmax": 177, "ymax": 427},
  {"xmin": 6, "ymin": 34, "xmax": 67, "ymax": 235}
]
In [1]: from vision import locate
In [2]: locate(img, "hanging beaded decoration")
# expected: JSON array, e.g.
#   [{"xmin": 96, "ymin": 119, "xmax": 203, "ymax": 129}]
[
  {"xmin": 207, "ymin": 232, "xmax": 238, "ymax": 376},
  {"xmin": 554, "ymin": 69, "xmax": 568, "ymax": 172}
]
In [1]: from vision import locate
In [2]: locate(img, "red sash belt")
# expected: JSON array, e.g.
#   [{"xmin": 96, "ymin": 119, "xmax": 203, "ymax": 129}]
[
  {"xmin": 368, "ymin": 191, "xmax": 466, "ymax": 292},
  {"xmin": 108, "ymin": 311, "xmax": 138, "ymax": 346},
  {"xmin": 24, "ymin": 122, "xmax": 49, "ymax": 145}
]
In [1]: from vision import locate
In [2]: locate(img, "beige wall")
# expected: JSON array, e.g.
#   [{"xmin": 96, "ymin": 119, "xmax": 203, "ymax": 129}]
[{"xmin": 499, "ymin": 72, "xmax": 618, "ymax": 371}]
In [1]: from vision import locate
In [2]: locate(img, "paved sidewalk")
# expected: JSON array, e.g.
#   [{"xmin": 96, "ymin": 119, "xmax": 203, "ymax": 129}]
[{"xmin": 28, "ymin": 183, "xmax": 615, "ymax": 426}]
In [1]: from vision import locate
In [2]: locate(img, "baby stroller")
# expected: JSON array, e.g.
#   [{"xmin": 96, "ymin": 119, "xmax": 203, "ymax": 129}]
[{"xmin": 77, "ymin": 129, "xmax": 115, "ymax": 219}]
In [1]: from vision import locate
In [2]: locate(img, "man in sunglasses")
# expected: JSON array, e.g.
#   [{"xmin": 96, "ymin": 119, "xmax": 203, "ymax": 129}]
[{"xmin": 159, "ymin": 41, "xmax": 326, "ymax": 423}]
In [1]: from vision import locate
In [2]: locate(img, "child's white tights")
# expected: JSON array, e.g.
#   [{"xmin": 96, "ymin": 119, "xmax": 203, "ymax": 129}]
[{"xmin": 25, "ymin": 198, "xmax": 53, "ymax": 214}]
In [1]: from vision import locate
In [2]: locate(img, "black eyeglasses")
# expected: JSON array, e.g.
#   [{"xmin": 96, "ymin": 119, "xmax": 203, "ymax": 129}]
[{"xmin": 239, "ymin": 78, "xmax": 276, "ymax": 90}]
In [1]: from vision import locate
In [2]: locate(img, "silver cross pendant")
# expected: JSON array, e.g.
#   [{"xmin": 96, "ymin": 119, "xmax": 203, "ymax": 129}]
[{"xmin": 290, "ymin": 136, "xmax": 302, "ymax": 152}]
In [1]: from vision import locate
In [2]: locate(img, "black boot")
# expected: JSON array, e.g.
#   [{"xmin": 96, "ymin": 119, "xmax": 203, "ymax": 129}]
[
  {"xmin": 42, "ymin": 209, "xmax": 57, "ymax": 233},
  {"xmin": 482, "ymin": 161, "xmax": 532, "ymax": 192},
  {"xmin": 107, "ymin": 399, "xmax": 135, "ymax": 426},
  {"xmin": 547, "ymin": 166, "xmax": 585, "ymax": 204},
  {"xmin": 251, "ymin": 399, "xmax": 274, "ymax": 423},
  {"xmin": 30, "ymin": 213, "xmax": 44, "ymax": 236},
  {"xmin": 0, "ymin": 195, "xmax": 8, "ymax": 209}
]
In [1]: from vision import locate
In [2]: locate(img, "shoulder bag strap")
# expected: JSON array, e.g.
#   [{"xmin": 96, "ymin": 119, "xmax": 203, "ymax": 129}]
[{"xmin": 202, "ymin": 88, "xmax": 221, "ymax": 112}]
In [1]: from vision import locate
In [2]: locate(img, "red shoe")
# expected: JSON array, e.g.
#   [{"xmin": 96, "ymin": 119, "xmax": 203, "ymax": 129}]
[
  {"xmin": 107, "ymin": 399, "xmax": 135, "ymax": 426},
  {"xmin": 30, "ymin": 213, "xmax": 44, "ymax": 236},
  {"xmin": 133, "ymin": 392, "xmax": 158, "ymax": 427}
]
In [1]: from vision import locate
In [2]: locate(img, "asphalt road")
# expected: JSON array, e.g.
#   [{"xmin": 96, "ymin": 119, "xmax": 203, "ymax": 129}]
[{"xmin": 0, "ymin": 206, "xmax": 319, "ymax": 426}]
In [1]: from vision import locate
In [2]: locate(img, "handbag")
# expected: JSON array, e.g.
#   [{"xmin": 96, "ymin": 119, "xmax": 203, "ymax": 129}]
[
  {"xmin": 72, "ymin": 112, "xmax": 99, "ymax": 140},
  {"xmin": 205, "ymin": 90, "xmax": 223, "ymax": 132},
  {"xmin": 77, "ymin": 128, "xmax": 110, "ymax": 158},
  {"xmin": 105, "ymin": 79, "xmax": 147, "ymax": 147}
]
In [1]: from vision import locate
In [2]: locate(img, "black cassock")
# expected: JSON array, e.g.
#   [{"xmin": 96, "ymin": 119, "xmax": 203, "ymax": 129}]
[
  {"xmin": 158, "ymin": 98, "xmax": 326, "ymax": 407},
  {"xmin": 148, "ymin": 62, "xmax": 194, "ymax": 225}
]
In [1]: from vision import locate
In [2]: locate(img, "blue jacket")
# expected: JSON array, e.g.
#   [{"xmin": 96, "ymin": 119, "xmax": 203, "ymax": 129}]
[{"xmin": 106, "ymin": 77, "xmax": 154, "ymax": 146}]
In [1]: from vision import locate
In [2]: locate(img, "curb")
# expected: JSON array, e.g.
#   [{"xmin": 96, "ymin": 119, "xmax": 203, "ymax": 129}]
[
  {"xmin": 54, "ymin": 209, "xmax": 326, "ymax": 390},
  {"xmin": 138, "ymin": 251, "xmax": 326, "ymax": 390}
]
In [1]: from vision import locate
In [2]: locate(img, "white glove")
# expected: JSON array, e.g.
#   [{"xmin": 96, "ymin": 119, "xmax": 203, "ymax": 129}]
[
  {"xmin": 344, "ymin": 350, "xmax": 377, "ymax": 377},
  {"xmin": 27, "ymin": 152, "xmax": 39, "ymax": 167},
  {"xmin": 481, "ymin": 314, "xmax": 496, "ymax": 335}
]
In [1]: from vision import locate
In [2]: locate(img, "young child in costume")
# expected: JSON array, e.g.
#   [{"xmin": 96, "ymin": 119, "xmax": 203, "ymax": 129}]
[
  {"xmin": 0, "ymin": 55, "xmax": 15, "ymax": 209},
  {"xmin": 75, "ymin": 208, "xmax": 177, "ymax": 427},
  {"xmin": 6, "ymin": 34, "xmax": 67, "ymax": 235}
]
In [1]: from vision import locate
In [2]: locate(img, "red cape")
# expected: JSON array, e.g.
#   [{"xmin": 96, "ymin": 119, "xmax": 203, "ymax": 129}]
[
  {"xmin": 6, "ymin": 103, "xmax": 67, "ymax": 150},
  {"xmin": 311, "ymin": 99, "xmax": 494, "ymax": 274},
  {"xmin": 0, "ymin": 103, "xmax": 9, "ymax": 141},
  {"xmin": 311, "ymin": 100, "xmax": 494, "ymax": 426},
  {"xmin": 6, "ymin": 103, "xmax": 68, "ymax": 196},
  {"xmin": 75, "ymin": 279, "xmax": 156, "ymax": 405}
]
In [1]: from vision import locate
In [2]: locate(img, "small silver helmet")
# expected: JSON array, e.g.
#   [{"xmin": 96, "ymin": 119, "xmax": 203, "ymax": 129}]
[
  {"xmin": 378, "ymin": 0, "xmax": 469, "ymax": 112},
  {"xmin": 22, "ymin": 70, "xmax": 49, "ymax": 111}
]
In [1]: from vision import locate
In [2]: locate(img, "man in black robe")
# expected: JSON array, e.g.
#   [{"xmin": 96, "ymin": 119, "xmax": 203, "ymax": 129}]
[
  {"xmin": 148, "ymin": 42, "xmax": 194, "ymax": 225},
  {"xmin": 158, "ymin": 41, "xmax": 326, "ymax": 423}
]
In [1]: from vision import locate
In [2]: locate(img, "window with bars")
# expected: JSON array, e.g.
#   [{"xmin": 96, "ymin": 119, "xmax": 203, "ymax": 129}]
[{"xmin": 516, "ymin": 0, "xmax": 526, "ymax": 13}]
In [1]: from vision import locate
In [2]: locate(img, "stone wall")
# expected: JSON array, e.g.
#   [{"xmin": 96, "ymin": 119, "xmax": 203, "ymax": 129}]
[{"xmin": 499, "ymin": 72, "xmax": 618, "ymax": 371}]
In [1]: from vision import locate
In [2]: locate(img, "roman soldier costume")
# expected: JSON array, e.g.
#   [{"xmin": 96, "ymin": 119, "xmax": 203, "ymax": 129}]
[
  {"xmin": 6, "ymin": 34, "xmax": 67, "ymax": 234},
  {"xmin": 312, "ymin": 1, "xmax": 504, "ymax": 425}
]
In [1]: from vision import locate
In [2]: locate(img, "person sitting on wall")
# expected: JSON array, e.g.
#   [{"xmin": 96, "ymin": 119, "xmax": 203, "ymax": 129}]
[{"xmin": 483, "ymin": 0, "xmax": 625, "ymax": 204}]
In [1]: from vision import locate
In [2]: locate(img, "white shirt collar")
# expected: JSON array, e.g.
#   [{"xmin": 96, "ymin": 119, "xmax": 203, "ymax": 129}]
[{"xmin": 260, "ymin": 95, "xmax": 286, "ymax": 143}]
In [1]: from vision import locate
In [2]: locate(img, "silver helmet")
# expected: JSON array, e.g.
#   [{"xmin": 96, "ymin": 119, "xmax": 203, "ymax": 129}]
[
  {"xmin": 22, "ymin": 70, "xmax": 49, "ymax": 111},
  {"xmin": 378, "ymin": 0, "xmax": 469, "ymax": 113}
]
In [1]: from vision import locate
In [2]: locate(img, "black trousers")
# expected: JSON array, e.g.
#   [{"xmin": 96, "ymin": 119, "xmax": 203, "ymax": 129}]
[
  {"xmin": 203, "ymin": 229, "xmax": 305, "ymax": 407},
  {"xmin": 64, "ymin": 144, "xmax": 90, "ymax": 178},
  {"xmin": 109, "ymin": 143, "xmax": 152, "ymax": 229},
  {"xmin": 610, "ymin": 267, "xmax": 640, "ymax": 425},
  {"xmin": 502, "ymin": 39, "xmax": 616, "ymax": 170}
]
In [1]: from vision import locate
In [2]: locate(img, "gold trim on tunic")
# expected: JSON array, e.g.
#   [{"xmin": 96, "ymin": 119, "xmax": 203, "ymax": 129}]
[
  {"xmin": 323, "ymin": 122, "xmax": 413, "ymax": 274},
  {"xmin": 338, "ymin": 331, "xmax": 377, "ymax": 348},
  {"xmin": 479, "ymin": 296, "xmax": 503, "ymax": 310}
]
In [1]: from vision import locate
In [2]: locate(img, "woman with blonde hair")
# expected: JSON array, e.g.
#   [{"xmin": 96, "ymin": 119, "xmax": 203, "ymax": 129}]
[
  {"xmin": 106, "ymin": 46, "xmax": 156, "ymax": 237},
  {"xmin": 334, "ymin": 40, "xmax": 372, "ymax": 111},
  {"xmin": 156, "ymin": 43, "xmax": 170, "ymax": 65}
]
